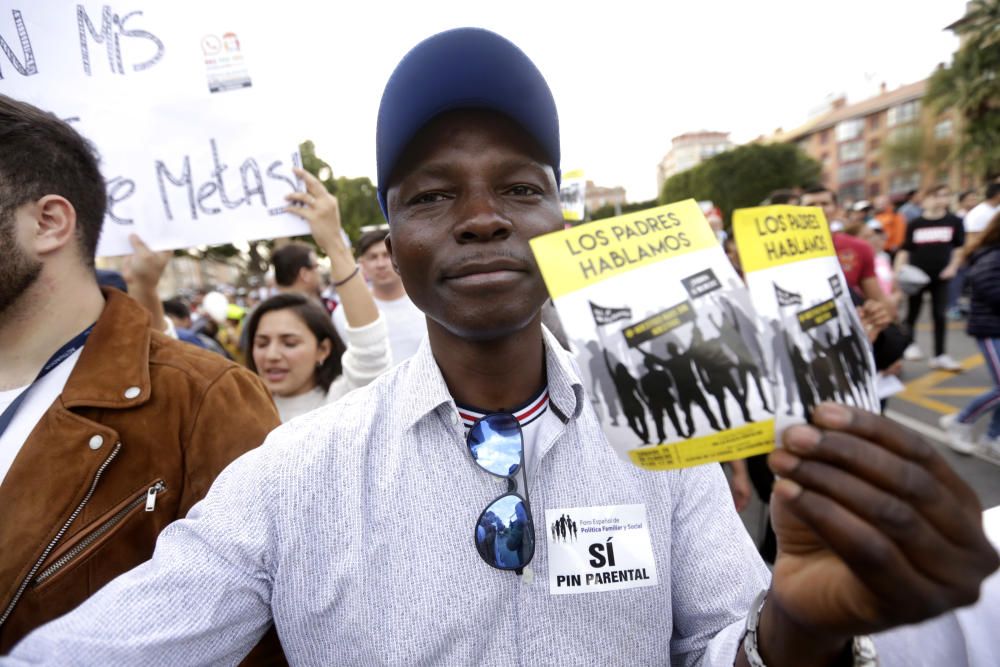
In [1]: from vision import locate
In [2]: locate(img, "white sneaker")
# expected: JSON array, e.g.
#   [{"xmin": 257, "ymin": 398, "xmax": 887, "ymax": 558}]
[
  {"xmin": 903, "ymin": 343, "xmax": 924, "ymax": 361},
  {"xmin": 929, "ymin": 354, "xmax": 961, "ymax": 372},
  {"xmin": 939, "ymin": 413, "xmax": 975, "ymax": 455},
  {"xmin": 978, "ymin": 435, "xmax": 1000, "ymax": 462}
]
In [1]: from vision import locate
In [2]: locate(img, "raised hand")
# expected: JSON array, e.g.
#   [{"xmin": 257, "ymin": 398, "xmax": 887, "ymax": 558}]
[
  {"xmin": 121, "ymin": 233, "xmax": 170, "ymax": 289},
  {"xmin": 122, "ymin": 234, "xmax": 171, "ymax": 332},
  {"xmin": 285, "ymin": 167, "xmax": 351, "ymax": 267}
]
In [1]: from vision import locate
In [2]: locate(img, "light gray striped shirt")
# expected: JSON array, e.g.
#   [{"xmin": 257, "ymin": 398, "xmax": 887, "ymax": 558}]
[{"xmin": 7, "ymin": 329, "xmax": 770, "ymax": 666}]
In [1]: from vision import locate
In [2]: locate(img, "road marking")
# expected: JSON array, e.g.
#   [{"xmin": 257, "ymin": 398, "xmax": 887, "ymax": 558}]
[
  {"xmin": 914, "ymin": 322, "xmax": 967, "ymax": 331},
  {"xmin": 894, "ymin": 354, "xmax": 984, "ymax": 414},
  {"xmin": 925, "ymin": 387, "xmax": 990, "ymax": 396}
]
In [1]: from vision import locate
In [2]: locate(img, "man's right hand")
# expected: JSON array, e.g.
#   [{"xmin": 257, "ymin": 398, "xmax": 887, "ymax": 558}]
[{"xmin": 756, "ymin": 404, "xmax": 999, "ymax": 666}]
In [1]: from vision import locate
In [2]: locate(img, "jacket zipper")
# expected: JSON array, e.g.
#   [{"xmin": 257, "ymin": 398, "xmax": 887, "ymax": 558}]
[
  {"xmin": 33, "ymin": 481, "xmax": 166, "ymax": 586},
  {"xmin": 0, "ymin": 442, "xmax": 122, "ymax": 629}
]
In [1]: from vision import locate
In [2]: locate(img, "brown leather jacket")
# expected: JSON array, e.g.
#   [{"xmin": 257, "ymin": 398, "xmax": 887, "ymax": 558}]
[{"xmin": 0, "ymin": 289, "xmax": 282, "ymax": 658}]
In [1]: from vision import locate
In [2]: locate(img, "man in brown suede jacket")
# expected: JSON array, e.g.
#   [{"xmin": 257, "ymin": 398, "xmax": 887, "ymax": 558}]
[{"xmin": 0, "ymin": 97, "xmax": 282, "ymax": 659}]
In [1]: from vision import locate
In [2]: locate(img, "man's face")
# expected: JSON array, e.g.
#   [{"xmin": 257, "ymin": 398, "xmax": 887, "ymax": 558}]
[
  {"xmin": 927, "ymin": 188, "xmax": 951, "ymax": 212},
  {"xmin": 385, "ymin": 110, "xmax": 562, "ymax": 341},
  {"xmin": 358, "ymin": 240, "xmax": 400, "ymax": 292},
  {"xmin": 845, "ymin": 209, "xmax": 867, "ymax": 235},
  {"xmin": 0, "ymin": 203, "xmax": 43, "ymax": 317},
  {"xmin": 801, "ymin": 191, "xmax": 838, "ymax": 224},
  {"xmin": 302, "ymin": 252, "xmax": 321, "ymax": 292},
  {"xmin": 960, "ymin": 192, "xmax": 980, "ymax": 210}
]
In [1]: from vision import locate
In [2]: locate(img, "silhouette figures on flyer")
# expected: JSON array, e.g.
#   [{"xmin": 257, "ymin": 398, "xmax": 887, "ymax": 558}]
[
  {"xmin": 809, "ymin": 339, "xmax": 839, "ymax": 403},
  {"xmin": 788, "ymin": 337, "xmax": 818, "ymax": 420},
  {"xmin": 641, "ymin": 344, "xmax": 723, "ymax": 434},
  {"xmin": 822, "ymin": 331, "xmax": 858, "ymax": 404},
  {"xmin": 767, "ymin": 319, "xmax": 799, "ymax": 416},
  {"xmin": 603, "ymin": 349, "xmax": 649, "ymax": 444},
  {"xmin": 710, "ymin": 304, "xmax": 773, "ymax": 413},
  {"xmin": 639, "ymin": 355, "xmax": 687, "ymax": 440},
  {"xmin": 690, "ymin": 325, "xmax": 753, "ymax": 428},
  {"xmin": 837, "ymin": 321, "xmax": 874, "ymax": 406},
  {"xmin": 585, "ymin": 340, "xmax": 622, "ymax": 426}
]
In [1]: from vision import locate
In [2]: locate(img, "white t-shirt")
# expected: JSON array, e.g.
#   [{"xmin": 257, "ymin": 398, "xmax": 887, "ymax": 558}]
[
  {"xmin": 0, "ymin": 348, "xmax": 84, "ymax": 485},
  {"xmin": 332, "ymin": 293, "xmax": 426, "ymax": 365},
  {"xmin": 964, "ymin": 201, "xmax": 999, "ymax": 234}
]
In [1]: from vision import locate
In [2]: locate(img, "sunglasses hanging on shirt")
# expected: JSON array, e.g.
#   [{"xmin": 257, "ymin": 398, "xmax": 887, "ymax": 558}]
[{"xmin": 466, "ymin": 412, "xmax": 535, "ymax": 573}]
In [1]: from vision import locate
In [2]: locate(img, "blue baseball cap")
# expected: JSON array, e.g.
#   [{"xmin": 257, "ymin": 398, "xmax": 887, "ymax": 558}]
[{"xmin": 375, "ymin": 27, "xmax": 561, "ymax": 220}]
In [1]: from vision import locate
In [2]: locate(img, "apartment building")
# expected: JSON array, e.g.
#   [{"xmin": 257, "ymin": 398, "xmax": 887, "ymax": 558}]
[
  {"xmin": 656, "ymin": 131, "xmax": 734, "ymax": 192},
  {"xmin": 770, "ymin": 80, "xmax": 968, "ymax": 203}
]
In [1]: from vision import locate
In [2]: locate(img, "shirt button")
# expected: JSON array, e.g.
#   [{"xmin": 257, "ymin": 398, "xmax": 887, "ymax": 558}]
[
  {"xmin": 88, "ymin": 435, "xmax": 104, "ymax": 450},
  {"xmin": 124, "ymin": 386, "xmax": 141, "ymax": 399}
]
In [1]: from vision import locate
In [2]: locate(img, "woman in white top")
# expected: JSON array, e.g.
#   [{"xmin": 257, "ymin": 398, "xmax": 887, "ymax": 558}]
[
  {"xmin": 245, "ymin": 167, "xmax": 392, "ymax": 421},
  {"xmin": 245, "ymin": 293, "xmax": 390, "ymax": 421}
]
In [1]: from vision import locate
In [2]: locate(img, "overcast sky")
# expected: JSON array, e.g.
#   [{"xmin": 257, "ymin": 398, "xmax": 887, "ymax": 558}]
[{"xmin": 247, "ymin": 0, "xmax": 965, "ymax": 202}]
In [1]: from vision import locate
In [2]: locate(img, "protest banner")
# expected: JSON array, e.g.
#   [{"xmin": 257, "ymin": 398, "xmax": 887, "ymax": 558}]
[
  {"xmin": 0, "ymin": 2, "xmax": 308, "ymax": 256},
  {"xmin": 559, "ymin": 168, "xmax": 586, "ymax": 223},
  {"xmin": 732, "ymin": 205, "xmax": 879, "ymax": 423},
  {"xmin": 530, "ymin": 200, "xmax": 776, "ymax": 471}
]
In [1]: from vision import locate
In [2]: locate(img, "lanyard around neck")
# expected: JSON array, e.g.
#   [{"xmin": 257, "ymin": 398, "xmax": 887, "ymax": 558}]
[{"xmin": 0, "ymin": 324, "xmax": 95, "ymax": 439}]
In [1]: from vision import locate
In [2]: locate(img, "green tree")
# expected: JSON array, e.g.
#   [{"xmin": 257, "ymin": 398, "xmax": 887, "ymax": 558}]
[
  {"xmin": 332, "ymin": 175, "xmax": 383, "ymax": 242},
  {"xmin": 925, "ymin": 0, "xmax": 1000, "ymax": 179},
  {"xmin": 659, "ymin": 143, "xmax": 821, "ymax": 224},
  {"xmin": 881, "ymin": 126, "xmax": 925, "ymax": 172},
  {"xmin": 300, "ymin": 140, "xmax": 336, "ymax": 192}
]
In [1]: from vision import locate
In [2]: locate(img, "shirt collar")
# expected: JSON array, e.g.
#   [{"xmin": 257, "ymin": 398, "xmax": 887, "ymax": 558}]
[
  {"xmin": 456, "ymin": 386, "xmax": 549, "ymax": 429},
  {"xmin": 397, "ymin": 324, "xmax": 585, "ymax": 431}
]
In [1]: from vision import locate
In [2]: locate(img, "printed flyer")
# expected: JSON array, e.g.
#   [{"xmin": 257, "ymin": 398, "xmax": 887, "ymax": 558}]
[
  {"xmin": 732, "ymin": 205, "xmax": 879, "ymax": 421},
  {"xmin": 530, "ymin": 199, "xmax": 776, "ymax": 471}
]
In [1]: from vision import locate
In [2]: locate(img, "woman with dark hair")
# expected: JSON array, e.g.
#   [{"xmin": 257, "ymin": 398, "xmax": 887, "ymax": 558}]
[
  {"xmin": 245, "ymin": 168, "xmax": 391, "ymax": 421},
  {"xmin": 941, "ymin": 209, "xmax": 1000, "ymax": 459}
]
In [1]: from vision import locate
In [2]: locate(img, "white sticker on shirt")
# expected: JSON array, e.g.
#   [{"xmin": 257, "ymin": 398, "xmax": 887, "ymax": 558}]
[
  {"xmin": 912, "ymin": 226, "xmax": 954, "ymax": 244},
  {"xmin": 546, "ymin": 504, "xmax": 658, "ymax": 595}
]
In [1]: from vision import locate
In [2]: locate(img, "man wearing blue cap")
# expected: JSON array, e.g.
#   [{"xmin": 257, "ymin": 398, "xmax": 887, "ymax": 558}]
[{"xmin": 6, "ymin": 28, "xmax": 997, "ymax": 666}]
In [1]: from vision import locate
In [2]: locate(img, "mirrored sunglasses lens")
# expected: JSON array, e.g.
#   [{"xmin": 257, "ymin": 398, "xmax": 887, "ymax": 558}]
[
  {"xmin": 467, "ymin": 413, "xmax": 522, "ymax": 477},
  {"xmin": 474, "ymin": 494, "xmax": 534, "ymax": 570}
]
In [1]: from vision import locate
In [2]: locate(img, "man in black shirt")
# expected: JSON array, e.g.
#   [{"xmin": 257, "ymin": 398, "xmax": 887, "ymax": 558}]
[{"xmin": 895, "ymin": 184, "xmax": 965, "ymax": 370}]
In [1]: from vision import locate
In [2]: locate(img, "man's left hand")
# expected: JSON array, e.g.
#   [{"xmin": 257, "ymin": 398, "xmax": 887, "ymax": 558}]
[
  {"xmin": 759, "ymin": 403, "xmax": 998, "ymax": 664},
  {"xmin": 858, "ymin": 300, "xmax": 891, "ymax": 342}
]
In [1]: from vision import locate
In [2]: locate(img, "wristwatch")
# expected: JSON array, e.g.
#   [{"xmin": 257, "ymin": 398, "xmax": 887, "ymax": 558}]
[{"xmin": 742, "ymin": 589, "xmax": 879, "ymax": 667}]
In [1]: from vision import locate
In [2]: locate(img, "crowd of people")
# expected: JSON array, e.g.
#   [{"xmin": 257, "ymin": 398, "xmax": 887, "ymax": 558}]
[{"xmin": 1, "ymin": 26, "xmax": 998, "ymax": 667}]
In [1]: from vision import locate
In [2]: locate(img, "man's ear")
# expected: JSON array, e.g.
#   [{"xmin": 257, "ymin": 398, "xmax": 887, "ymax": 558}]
[
  {"xmin": 296, "ymin": 266, "xmax": 312, "ymax": 285},
  {"xmin": 33, "ymin": 195, "xmax": 78, "ymax": 256},
  {"xmin": 385, "ymin": 233, "xmax": 400, "ymax": 274}
]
